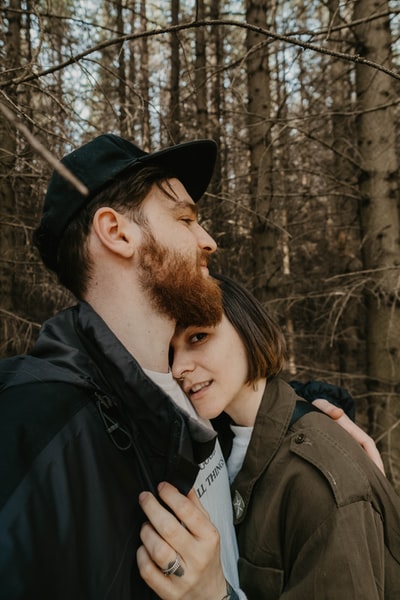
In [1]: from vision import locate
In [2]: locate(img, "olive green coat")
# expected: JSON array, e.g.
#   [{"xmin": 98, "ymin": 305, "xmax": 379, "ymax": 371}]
[{"xmin": 231, "ymin": 378, "xmax": 400, "ymax": 599}]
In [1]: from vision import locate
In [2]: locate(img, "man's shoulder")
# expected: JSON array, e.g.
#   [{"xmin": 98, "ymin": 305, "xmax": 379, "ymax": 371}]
[
  {"xmin": 0, "ymin": 375, "xmax": 92, "ymax": 441},
  {"xmin": 0, "ymin": 351, "xmax": 91, "ymax": 412},
  {"xmin": 0, "ymin": 378, "xmax": 93, "ymax": 510},
  {"xmin": 0, "ymin": 377, "xmax": 90, "ymax": 411},
  {"xmin": 0, "ymin": 350, "xmax": 94, "ymax": 412}
]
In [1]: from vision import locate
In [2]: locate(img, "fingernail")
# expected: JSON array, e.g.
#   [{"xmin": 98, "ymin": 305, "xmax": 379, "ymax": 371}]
[
  {"xmin": 139, "ymin": 491, "xmax": 149, "ymax": 503},
  {"xmin": 157, "ymin": 481, "xmax": 166, "ymax": 492}
]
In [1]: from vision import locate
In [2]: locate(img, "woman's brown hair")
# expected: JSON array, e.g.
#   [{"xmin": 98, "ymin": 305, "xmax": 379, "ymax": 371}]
[{"xmin": 214, "ymin": 274, "xmax": 287, "ymax": 383}]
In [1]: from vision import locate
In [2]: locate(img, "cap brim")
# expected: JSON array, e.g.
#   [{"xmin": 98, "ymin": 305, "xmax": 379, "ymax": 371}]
[{"xmin": 136, "ymin": 139, "xmax": 217, "ymax": 202}]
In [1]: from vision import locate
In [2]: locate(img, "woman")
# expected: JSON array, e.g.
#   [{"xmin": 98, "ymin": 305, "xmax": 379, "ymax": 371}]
[{"xmin": 170, "ymin": 274, "xmax": 400, "ymax": 599}]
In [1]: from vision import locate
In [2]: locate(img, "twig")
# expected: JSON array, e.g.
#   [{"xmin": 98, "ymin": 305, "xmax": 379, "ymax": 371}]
[
  {"xmin": 0, "ymin": 100, "xmax": 89, "ymax": 196},
  {"xmin": 374, "ymin": 419, "xmax": 400, "ymax": 444},
  {"xmin": 3, "ymin": 19, "xmax": 400, "ymax": 88},
  {"xmin": 0, "ymin": 308, "xmax": 41, "ymax": 329}
]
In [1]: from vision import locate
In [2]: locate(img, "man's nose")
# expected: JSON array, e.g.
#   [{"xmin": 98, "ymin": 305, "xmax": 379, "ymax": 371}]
[{"xmin": 195, "ymin": 224, "xmax": 217, "ymax": 254}]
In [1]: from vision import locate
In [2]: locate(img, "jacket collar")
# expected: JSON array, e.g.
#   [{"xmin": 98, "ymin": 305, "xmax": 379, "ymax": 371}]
[
  {"xmin": 2, "ymin": 301, "xmax": 217, "ymax": 494},
  {"xmin": 231, "ymin": 377, "xmax": 296, "ymax": 523}
]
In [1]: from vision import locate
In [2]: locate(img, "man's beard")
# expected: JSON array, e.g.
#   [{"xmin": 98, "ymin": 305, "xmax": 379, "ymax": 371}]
[{"xmin": 137, "ymin": 233, "xmax": 223, "ymax": 327}]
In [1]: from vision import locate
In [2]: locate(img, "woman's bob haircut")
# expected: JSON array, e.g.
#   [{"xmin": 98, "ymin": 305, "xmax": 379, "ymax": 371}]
[{"xmin": 213, "ymin": 274, "xmax": 287, "ymax": 384}]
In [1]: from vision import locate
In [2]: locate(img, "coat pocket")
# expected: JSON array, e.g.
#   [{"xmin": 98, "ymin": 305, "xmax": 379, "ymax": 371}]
[{"xmin": 238, "ymin": 557, "xmax": 284, "ymax": 600}]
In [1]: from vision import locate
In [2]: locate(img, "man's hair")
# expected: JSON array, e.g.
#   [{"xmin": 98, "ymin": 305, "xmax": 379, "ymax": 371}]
[
  {"xmin": 57, "ymin": 163, "xmax": 173, "ymax": 298},
  {"xmin": 214, "ymin": 274, "xmax": 287, "ymax": 383}
]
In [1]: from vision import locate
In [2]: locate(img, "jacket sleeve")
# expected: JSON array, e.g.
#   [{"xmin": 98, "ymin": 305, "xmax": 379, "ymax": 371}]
[
  {"xmin": 281, "ymin": 422, "xmax": 391, "ymax": 599},
  {"xmin": 281, "ymin": 501, "xmax": 385, "ymax": 599},
  {"xmin": 289, "ymin": 380, "xmax": 355, "ymax": 420}
]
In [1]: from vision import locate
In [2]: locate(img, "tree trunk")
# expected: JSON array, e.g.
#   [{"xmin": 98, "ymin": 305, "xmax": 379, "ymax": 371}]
[
  {"xmin": 0, "ymin": 0, "xmax": 21, "ymax": 355},
  {"xmin": 353, "ymin": 0, "xmax": 400, "ymax": 490},
  {"xmin": 116, "ymin": 0, "xmax": 127, "ymax": 135},
  {"xmin": 203, "ymin": 0, "xmax": 226, "ymax": 269},
  {"xmin": 195, "ymin": 0, "xmax": 207, "ymax": 133},
  {"xmin": 209, "ymin": 0, "xmax": 223, "ymax": 195},
  {"xmin": 327, "ymin": 0, "xmax": 364, "ymax": 383},
  {"xmin": 169, "ymin": 0, "xmax": 181, "ymax": 142},
  {"xmin": 245, "ymin": 0, "xmax": 277, "ymax": 302},
  {"xmin": 139, "ymin": 0, "xmax": 151, "ymax": 149}
]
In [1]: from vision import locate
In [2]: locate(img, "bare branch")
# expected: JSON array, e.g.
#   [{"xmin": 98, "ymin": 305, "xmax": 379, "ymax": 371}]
[
  {"xmin": 3, "ymin": 19, "xmax": 400, "ymax": 89},
  {"xmin": 0, "ymin": 98, "xmax": 89, "ymax": 196},
  {"xmin": 0, "ymin": 308, "xmax": 41, "ymax": 329}
]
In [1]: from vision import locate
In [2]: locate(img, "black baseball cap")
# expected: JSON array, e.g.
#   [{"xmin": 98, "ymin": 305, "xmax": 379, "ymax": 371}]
[{"xmin": 33, "ymin": 133, "xmax": 217, "ymax": 272}]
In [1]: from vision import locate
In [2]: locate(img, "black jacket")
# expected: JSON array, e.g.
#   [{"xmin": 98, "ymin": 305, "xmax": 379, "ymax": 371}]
[{"xmin": 0, "ymin": 302, "xmax": 216, "ymax": 600}]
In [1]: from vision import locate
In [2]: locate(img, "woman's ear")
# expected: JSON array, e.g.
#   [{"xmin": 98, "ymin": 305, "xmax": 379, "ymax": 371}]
[{"xmin": 92, "ymin": 207, "xmax": 137, "ymax": 258}]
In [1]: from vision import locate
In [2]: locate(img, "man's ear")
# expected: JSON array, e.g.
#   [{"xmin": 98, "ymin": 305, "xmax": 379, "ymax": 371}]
[{"xmin": 92, "ymin": 207, "xmax": 137, "ymax": 258}]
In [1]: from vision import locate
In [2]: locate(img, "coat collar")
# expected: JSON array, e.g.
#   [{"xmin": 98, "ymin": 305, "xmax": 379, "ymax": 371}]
[
  {"xmin": 231, "ymin": 378, "xmax": 296, "ymax": 523},
  {"xmin": 2, "ymin": 301, "xmax": 217, "ymax": 494}
]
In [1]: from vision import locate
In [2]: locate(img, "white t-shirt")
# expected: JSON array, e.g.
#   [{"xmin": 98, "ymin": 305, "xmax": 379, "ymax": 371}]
[
  {"xmin": 144, "ymin": 369, "xmax": 245, "ymax": 597},
  {"xmin": 227, "ymin": 425, "xmax": 253, "ymax": 484}
]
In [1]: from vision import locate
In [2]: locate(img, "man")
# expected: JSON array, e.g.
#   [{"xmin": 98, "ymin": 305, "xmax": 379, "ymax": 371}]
[
  {"xmin": 0, "ymin": 134, "xmax": 237, "ymax": 599},
  {"xmin": 0, "ymin": 134, "xmax": 382, "ymax": 599}
]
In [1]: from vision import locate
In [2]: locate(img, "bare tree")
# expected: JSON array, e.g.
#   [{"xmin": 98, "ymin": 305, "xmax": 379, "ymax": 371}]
[
  {"xmin": 116, "ymin": 0, "xmax": 128, "ymax": 135},
  {"xmin": 353, "ymin": 0, "xmax": 400, "ymax": 488},
  {"xmin": 194, "ymin": 0, "xmax": 208, "ymax": 132},
  {"xmin": 0, "ymin": 1, "xmax": 21, "ymax": 355},
  {"xmin": 245, "ymin": 0, "xmax": 278, "ymax": 302},
  {"xmin": 326, "ymin": 0, "xmax": 364, "ymax": 380},
  {"xmin": 139, "ymin": 0, "xmax": 151, "ymax": 148},
  {"xmin": 169, "ymin": 0, "xmax": 181, "ymax": 142}
]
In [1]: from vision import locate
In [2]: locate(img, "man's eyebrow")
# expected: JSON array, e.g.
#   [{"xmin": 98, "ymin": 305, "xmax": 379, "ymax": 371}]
[{"xmin": 172, "ymin": 200, "xmax": 199, "ymax": 217}]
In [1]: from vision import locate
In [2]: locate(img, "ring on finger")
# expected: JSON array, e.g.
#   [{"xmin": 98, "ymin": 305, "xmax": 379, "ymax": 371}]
[{"xmin": 162, "ymin": 553, "xmax": 184, "ymax": 577}]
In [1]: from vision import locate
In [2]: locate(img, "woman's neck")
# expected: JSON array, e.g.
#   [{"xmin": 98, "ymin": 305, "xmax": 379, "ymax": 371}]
[{"xmin": 225, "ymin": 378, "xmax": 267, "ymax": 427}]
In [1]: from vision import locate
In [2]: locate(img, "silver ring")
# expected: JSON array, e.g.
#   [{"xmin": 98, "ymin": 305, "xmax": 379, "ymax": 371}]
[{"xmin": 162, "ymin": 553, "xmax": 183, "ymax": 577}]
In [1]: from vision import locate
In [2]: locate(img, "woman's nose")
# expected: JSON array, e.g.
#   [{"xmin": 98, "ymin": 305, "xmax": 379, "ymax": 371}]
[{"xmin": 171, "ymin": 353, "xmax": 192, "ymax": 381}]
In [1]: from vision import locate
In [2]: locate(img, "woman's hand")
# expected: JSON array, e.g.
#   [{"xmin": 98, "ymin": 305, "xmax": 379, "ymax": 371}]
[
  {"xmin": 312, "ymin": 398, "xmax": 385, "ymax": 475},
  {"xmin": 137, "ymin": 482, "xmax": 227, "ymax": 599}
]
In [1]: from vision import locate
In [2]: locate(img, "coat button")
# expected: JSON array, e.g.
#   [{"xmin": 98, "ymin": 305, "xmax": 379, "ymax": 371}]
[
  {"xmin": 232, "ymin": 490, "xmax": 245, "ymax": 520},
  {"xmin": 295, "ymin": 433, "xmax": 305, "ymax": 444}
]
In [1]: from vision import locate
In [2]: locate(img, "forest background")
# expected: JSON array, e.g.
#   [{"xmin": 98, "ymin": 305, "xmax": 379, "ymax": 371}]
[{"xmin": 1, "ymin": 0, "xmax": 400, "ymax": 491}]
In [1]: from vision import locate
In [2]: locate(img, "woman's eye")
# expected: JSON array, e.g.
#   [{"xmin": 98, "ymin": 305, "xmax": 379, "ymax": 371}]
[{"xmin": 190, "ymin": 332, "xmax": 207, "ymax": 343}]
